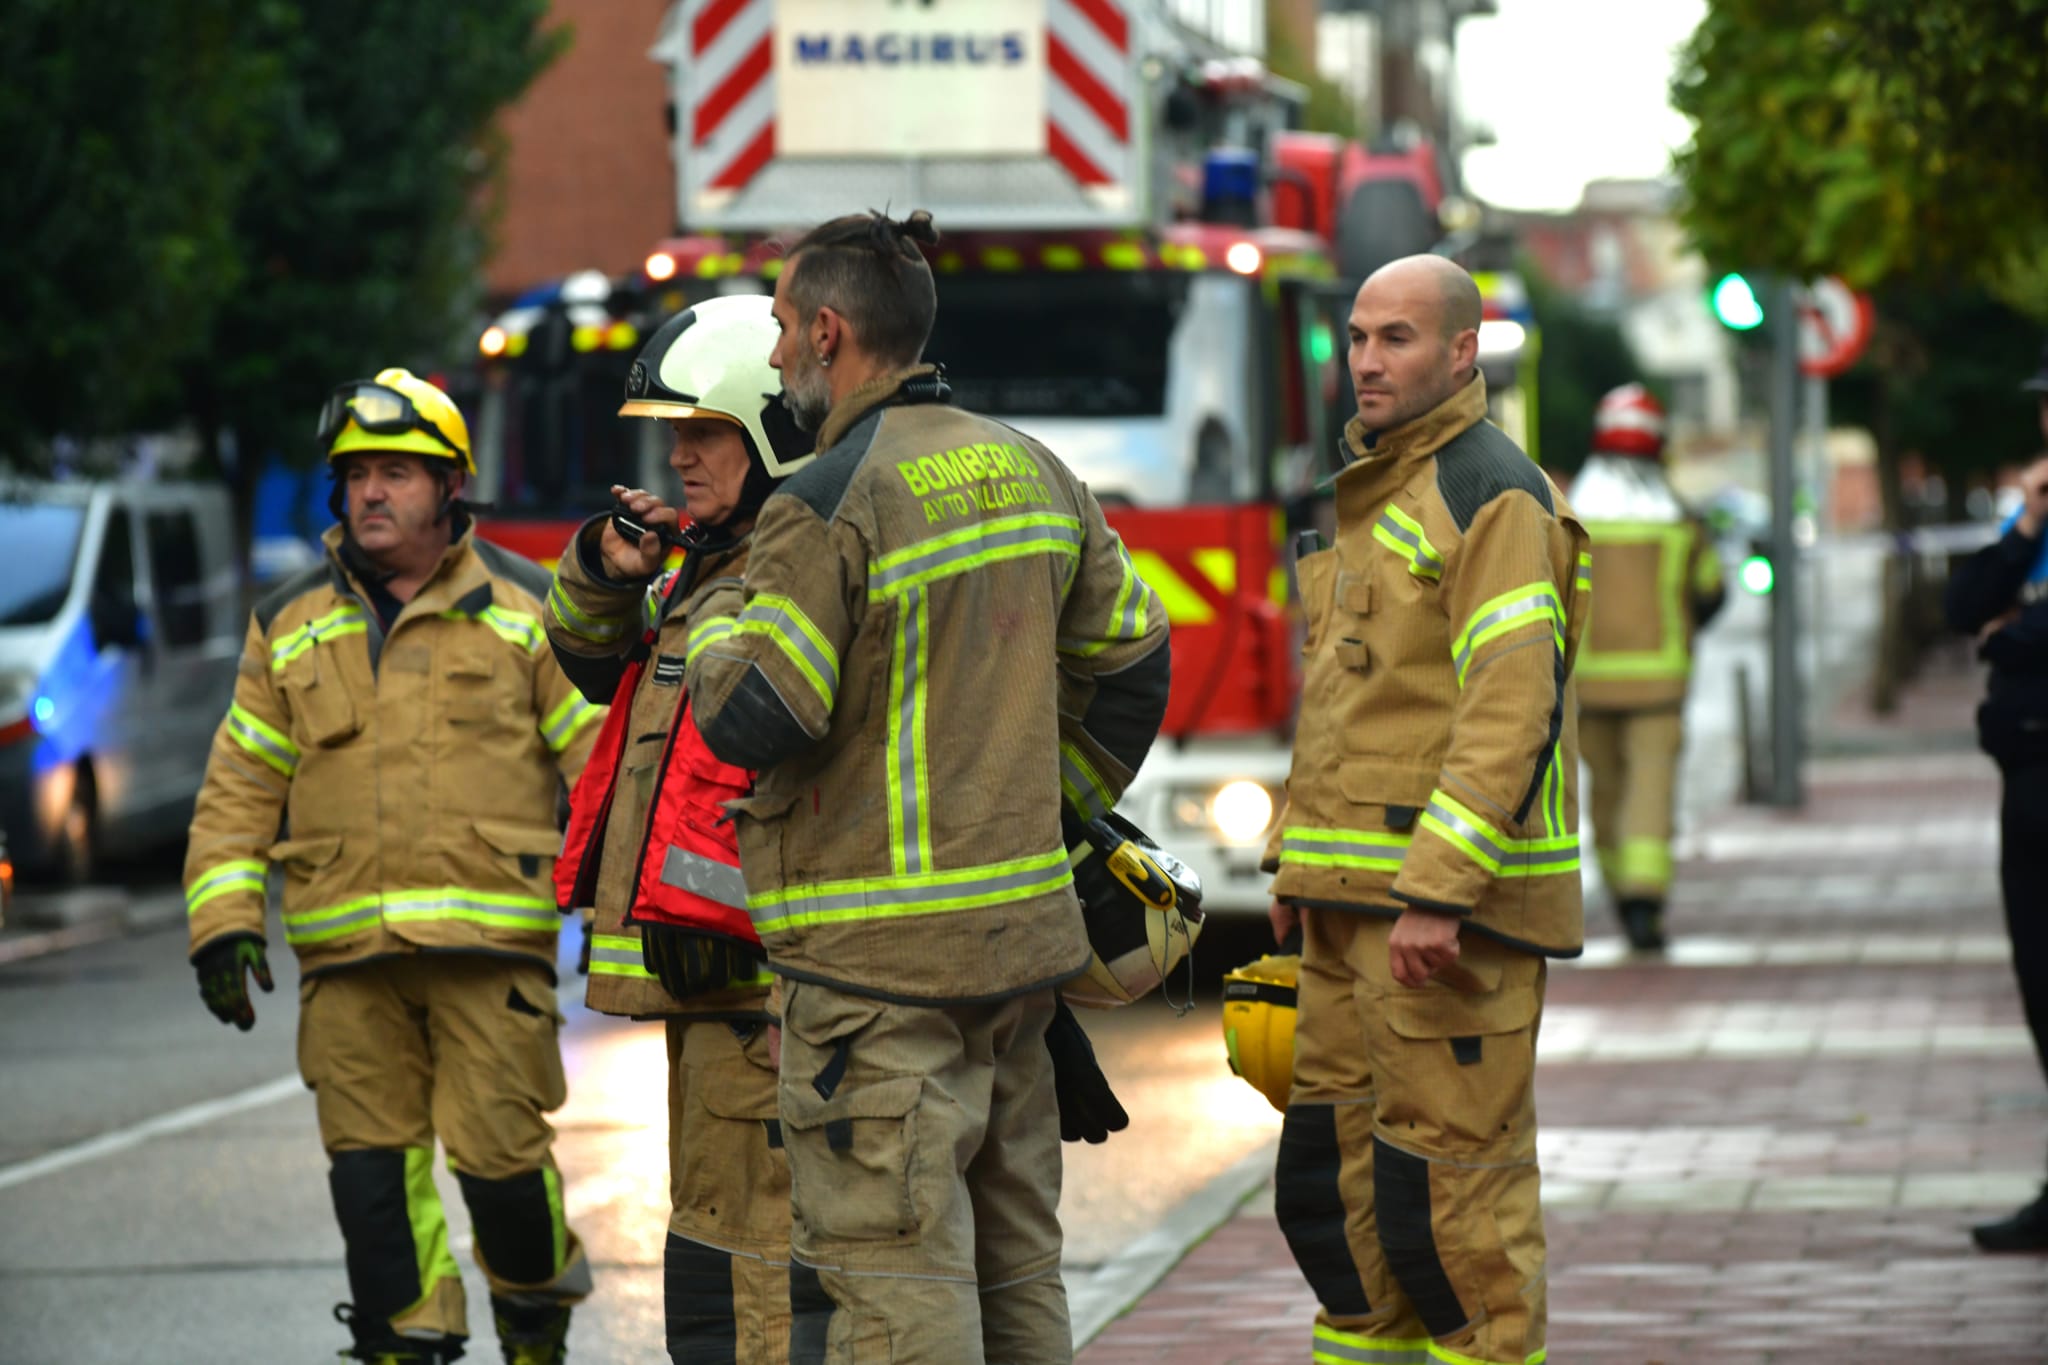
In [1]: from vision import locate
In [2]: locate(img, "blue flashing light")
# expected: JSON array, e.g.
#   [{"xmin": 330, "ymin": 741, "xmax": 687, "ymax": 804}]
[
  {"xmin": 1201, "ymin": 149, "xmax": 1260, "ymax": 225},
  {"xmin": 31, "ymin": 696, "xmax": 54, "ymax": 728}
]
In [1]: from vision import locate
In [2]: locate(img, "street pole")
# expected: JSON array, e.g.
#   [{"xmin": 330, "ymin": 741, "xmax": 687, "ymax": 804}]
[{"xmin": 1768, "ymin": 276, "xmax": 1805, "ymax": 807}]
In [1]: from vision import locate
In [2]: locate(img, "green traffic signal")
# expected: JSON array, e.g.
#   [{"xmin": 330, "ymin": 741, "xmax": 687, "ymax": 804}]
[
  {"xmin": 1739, "ymin": 553, "xmax": 1775, "ymax": 595},
  {"xmin": 1711, "ymin": 273, "xmax": 1764, "ymax": 330}
]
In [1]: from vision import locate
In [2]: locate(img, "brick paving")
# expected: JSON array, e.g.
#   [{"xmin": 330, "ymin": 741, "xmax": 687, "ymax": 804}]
[{"xmin": 1080, "ymin": 669, "xmax": 2048, "ymax": 1364}]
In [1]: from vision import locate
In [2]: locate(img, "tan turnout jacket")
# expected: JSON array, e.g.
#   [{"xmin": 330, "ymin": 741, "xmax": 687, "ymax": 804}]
[
  {"xmin": 1265, "ymin": 377, "xmax": 1591, "ymax": 956},
  {"xmin": 183, "ymin": 524, "xmax": 602, "ymax": 976},
  {"xmin": 684, "ymin": 367, "xmax": 1173, "ymax": 1004},
  {"xmin": 543, "ymin": 517, "xmax": 772, "ymax": 1020}
]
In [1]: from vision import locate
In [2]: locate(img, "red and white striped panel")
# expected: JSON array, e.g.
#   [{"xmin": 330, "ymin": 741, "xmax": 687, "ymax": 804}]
[
  {"xmin": 1045, "ymin": 0, "xmax": 1131, "ymax": 189},
  {"xmin": 684, "ymin": 0, "xmax": 777, "ymax": 194}
]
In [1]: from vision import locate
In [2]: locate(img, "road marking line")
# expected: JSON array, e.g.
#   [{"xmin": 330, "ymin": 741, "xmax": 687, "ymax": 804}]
[{"xmin": 0, "ymin": 1074, "xmax": 304, "ymax": 1194}]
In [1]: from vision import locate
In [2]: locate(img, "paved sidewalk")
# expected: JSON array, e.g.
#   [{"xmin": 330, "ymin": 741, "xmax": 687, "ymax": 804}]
[{"xmin": 1081, "ymin": 670, "xmax": 2048, "ymax": 1364}]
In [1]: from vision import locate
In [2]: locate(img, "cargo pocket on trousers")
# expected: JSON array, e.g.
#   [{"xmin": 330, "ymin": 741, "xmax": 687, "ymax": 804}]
[
  {"xmin": 295, "ymin": 975, "xmax": 326, "ymax": 1092},
  {"xmin": 681, "ymin": 1029, "xmax": 789, "ymax": 1244},
  {"xmin": 781, "ymin": 1073, "xmax": 923, "ymax": 1246},
  {"xmin": 503, "ymin": 973, "xmax": 569, "ymax": 1113},
  {"xmin": 1374, "ymin": 981, "xmax": 1539, "ymax": 1153}
]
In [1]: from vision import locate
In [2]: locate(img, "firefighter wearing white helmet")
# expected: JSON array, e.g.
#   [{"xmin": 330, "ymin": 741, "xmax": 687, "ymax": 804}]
[
  {"xmin": 542, "ymin": 294, "xmax": 814, "ymax": 1363},
  {"xmin": 1569, "ymin": 383, "xmax": 1726, "ymax": 951},
  {"xmin": 185, "ymin": 366, "xmax": 604, "ymax": 1364}
]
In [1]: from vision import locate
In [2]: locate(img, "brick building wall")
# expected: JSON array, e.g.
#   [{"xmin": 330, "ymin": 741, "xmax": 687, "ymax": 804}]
[{"xmin": 485, "ymin": 0, "xmax": 676, "ymax": 298}]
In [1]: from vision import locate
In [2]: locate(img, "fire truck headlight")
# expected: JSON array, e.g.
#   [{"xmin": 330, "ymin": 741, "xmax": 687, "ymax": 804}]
[
  {"xmin": 1210, "ymin": 780, "xmax": 1276, "ymax": 842},
  {"xmin": 645, "ymin": 251, "xmax": 679, "ymax": 282},
  {"xmin": 478, "ymin": 326, "xmax": 508, "ymax": 358},
  {"xmin": 1225, "ymin": 241, "xmax": 1263, "ymax": 275}
]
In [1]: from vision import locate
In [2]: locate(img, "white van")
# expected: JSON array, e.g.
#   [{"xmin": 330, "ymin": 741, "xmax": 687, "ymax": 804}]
[{"xmin": 0, "ymin": 481, "xmax": 242, "ymax": 881}]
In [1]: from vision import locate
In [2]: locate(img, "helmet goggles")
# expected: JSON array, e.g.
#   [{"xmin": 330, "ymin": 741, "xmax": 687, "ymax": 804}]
[{"xmin": 317, "ymin": 380, "xmax": 464, "ymax": 459}]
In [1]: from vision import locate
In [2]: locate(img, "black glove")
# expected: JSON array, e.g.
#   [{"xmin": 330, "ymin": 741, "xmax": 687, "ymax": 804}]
[
  {"xmin": 194, "ymin": 935, "xmax": 274, "ymax": 1031},
  {"xmin": 641, "ymin": 924, "xmax": 761, "ymax": 999},
  {"xmin": 1046, "ymin": 997, "xmax": 1129, "ymax": 1143}
]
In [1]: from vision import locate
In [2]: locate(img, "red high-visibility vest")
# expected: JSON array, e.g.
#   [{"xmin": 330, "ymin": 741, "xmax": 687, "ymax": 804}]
[{"xmin": 555, "ymin": 575, "xmax": 757, "ymax": 945}]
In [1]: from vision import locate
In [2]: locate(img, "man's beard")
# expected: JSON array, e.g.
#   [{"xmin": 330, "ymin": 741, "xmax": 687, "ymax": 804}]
[{"xmin": 782, "ymin": 364, "xmax": 832, "ymax": 434}]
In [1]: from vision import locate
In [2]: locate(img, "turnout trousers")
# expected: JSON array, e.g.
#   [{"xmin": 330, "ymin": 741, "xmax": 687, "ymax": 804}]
[
  {"xmin": 665, "ymin": 1016, "xmax": 794, "ymax": 1363},
  {"xmin": 1579, "ymin": 706, "xmax": 1683, "ymax": 901},
  {"xmin": 778, "ymin": 979, "xmax": 1068, "ymax": 1365},
  {"xmin": 297, "ymin": 954, "xmax": 591, "ymax": 1343},
  {"xmin": 1277, "ymin": 910, "xmax": 1548, "ymax": 1365}
]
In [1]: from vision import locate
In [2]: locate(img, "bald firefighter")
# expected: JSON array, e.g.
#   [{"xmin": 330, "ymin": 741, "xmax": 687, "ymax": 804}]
[
  {"xmin": 544, "ymin": 296, "xmax": 814, "ymax": 1363},
  {"xmin": 1570, "ymin": 384, "xmax": 1725, "ymax": 951},
  {"xmin": 684, "ymin": 210, "xmax": 1170, "ymax": 1364},
  {"xmin": 184, "ymin": 370, "xmax": 603, "ymax": 1365},
  {"xmin": 1264, "ymin": 256, "xmax": 1590, "ymax": 1365}
]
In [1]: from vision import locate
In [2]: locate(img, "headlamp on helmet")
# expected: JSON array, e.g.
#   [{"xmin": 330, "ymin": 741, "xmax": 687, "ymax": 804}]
[{"xmin": 621, "ymin": 295, "xmax": 814, "ymax": 480}]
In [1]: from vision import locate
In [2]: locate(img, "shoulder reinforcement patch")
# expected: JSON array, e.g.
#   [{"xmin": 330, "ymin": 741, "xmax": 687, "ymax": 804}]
[{"xmin": 1434, "ymin": 421, "xmax": 1553, "ymax": 532}]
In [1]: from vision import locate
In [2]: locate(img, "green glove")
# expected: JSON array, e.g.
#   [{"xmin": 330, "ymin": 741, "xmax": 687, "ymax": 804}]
[{"xmin": 194, "ymin": 936, "xmax": 274, "ymax": 1031}]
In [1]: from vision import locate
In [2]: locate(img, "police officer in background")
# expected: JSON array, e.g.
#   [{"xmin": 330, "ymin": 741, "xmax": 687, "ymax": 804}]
[
  {"xmin": 544, "ymin": 295, "xmax": 814, "ymax": 1361},
  {"xmin": 684, "ymin": 210, "xmax": 1170, "ymax": 1364},
  {"xmin": 185, "ymin": 369, "xmax": 602, "ymax": 1364},
  {"xmin": 1264, "ymin": 256, "xmax": 1590, "ymax": 1365},
  {"xmin": 1945, "ymin": 337, "xmax": 2048, "ymax": 1253}
]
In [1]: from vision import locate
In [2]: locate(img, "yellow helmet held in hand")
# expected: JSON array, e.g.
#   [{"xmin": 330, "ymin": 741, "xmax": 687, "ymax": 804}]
[
  {"xmin": 1061, "ymin": 812, "xmax": 1204, "ymax": 1010},
  {"xmin": 319, "ymin": 367, "xmax": 474, "ymax": 475},
  {"xmin": 1221, "ymin": 952, "xmax": 1298, "ymax": 1113}
]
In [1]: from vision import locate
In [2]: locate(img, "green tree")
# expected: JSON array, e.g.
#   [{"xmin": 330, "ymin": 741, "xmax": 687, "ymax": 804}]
[
  {"xmin": 0, "ymin": 0, "xmax": 282, "ymax": 463},
  {"xmin": 1523, "ymin": 266, "xmax": 1643, "ymax": 478},
  {"xmin": 185, "ymin": 3, "xmax": 566, "ymax": 497}
]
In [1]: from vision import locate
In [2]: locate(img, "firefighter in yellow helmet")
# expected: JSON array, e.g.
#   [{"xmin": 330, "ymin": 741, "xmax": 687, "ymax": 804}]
[
  {"xmin": 184, "ymin": 367, "xmax": 604, "ymax": 1365},
  {"xmin": 1570, "ymin": 383, "xmax": 1726, "ymax": 951},
  {"xmin": 542, "ymin": 296, "xmax": 814, "ymax": 1362}
]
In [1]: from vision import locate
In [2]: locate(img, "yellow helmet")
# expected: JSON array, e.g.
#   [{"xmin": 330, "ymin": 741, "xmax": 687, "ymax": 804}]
[
  {"xmin": 1221, "ymin": 952, "xmax": 1298, "ymax": 1113},
  {"xmin": 319, "ymin": 367, "xmax": 474, "ymax": 475},
  {"xmin": 1060, "ymin": 812, "xmax": 1205, "ymax": 1010}
]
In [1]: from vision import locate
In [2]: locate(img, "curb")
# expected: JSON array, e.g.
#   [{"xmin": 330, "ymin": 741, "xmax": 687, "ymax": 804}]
[
  {"xmin": 1067, "ymin": 1138, "xmax": 1279, "ymax": 1350},
  {"xmin": 0, "ymin": 887, "xmax": 185, "ymax": 966}
]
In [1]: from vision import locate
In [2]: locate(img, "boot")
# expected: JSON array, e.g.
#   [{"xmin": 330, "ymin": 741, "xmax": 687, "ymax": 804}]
[
  {"xmin": 333, "ymin": 1303, "xmax": 466, "ymax": 1364},
  {"xmin": 1972, "ymin": 1185, "xmax": 2048, "ymax": 1252},
  {"xmin": 1619, "ymin": 897, "xmax": 1667, "ymax": 953},
  {"xmin": 493, "ymin": 1298, "xmax": 571, "ymax": 1365}
]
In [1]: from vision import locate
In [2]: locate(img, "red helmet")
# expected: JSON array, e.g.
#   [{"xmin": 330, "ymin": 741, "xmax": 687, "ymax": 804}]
[{"xmin": 1591, "ymin": 383, "xmax": 1666, "ymax": 459}]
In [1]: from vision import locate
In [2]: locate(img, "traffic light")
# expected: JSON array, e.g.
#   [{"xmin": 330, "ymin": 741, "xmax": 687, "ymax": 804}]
[
  {"xmin": 1710, "ymin": 272, "xmax": 1765, "ymax": 330},
  {"xmin": 1740, "ymin": 539, "xmax": 1775, "ymax": 595}
]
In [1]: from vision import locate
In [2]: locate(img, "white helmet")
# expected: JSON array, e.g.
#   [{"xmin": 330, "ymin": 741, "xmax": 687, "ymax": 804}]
[
  {"xmin": 619, "ymin": 294, "xmax": 814, "ymax": 479},
  {"xmin": 1062, "ymin": 813, "xmax": 1205, "ymax": 1009}
]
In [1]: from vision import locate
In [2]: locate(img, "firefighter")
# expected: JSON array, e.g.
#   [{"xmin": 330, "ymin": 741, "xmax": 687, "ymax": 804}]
[
  {"xmin": 184, "ymin": 368, "xmax": 603, "ymax": 1365},
  {"xmin": 541, "ymin": 295, "xmax": 813, "ymax": 1362},
  {"xmin": 1262, "ymin": 256, "xmax": 1590, "ymax": 1365},
  {"xmin": 683, "ymin": 210, "xmax": 1171, "ymax": 1364},
  {"xmin": 1570, "ymin": 383, "xmax": 1725, "ymax": 951}
]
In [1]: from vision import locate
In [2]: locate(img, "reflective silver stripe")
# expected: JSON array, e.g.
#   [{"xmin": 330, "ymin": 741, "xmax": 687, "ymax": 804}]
[
  {"xmin": 1423, "ymin": 797, "xmax": 1508, "ymax": 868},
  {"xmin": 751, "ymin": 860, "xmax": 1063, "ymax": 925},
  {"xmin": 870, "ymin": 518, "xmax": 1085, "ymax": 594},
  {"xmin": 283, "ymin": 903, "xmax": 382, "ymax": 941},
  {"xmin": 1451, "ymin": 590, "xmax": 1561, "ymax": 679},
  {"xmin": 1280, "ymin": 831, "xmax": 1409, "ymax": 865},
  {"xmin": 1423, "ymin": 798, "xmax": 1580, "ymax": 874},
  {"xmin": 1060, "ymin": 745, "xmax": 1110, "ymax": 818},
  {"xmin": 587, "ymin": 944, "xmax": 655, "ymax": 974},
  {"xmin": 1375, "ymin": 510, "xmax": 1443, "ymax": 578},
  {"xmin": 549, "ymin": 581, "xmax": 630, "ymax": 643},
  {"xmin": 226, "ymin": 704, "xmax": 298, "ymax": 774},
  {"xmin": 380, "ymin": 896, "xmax": 559, "ymax": 931},
  {"xmin": 659, "ymin": 847, "xmax": 750, "ymax": 910},
  {"xmin": 893, "ymin": 587, "xmax": 929, "ymax": 873},
  {"xmin": 738, "ymin": 595, "xmax": 840, "ymax": 698},
  {"xmin": 1113, "ymin": 539, "xmax": 1150, "ymax": 639},
  {"xmin": 1311, "ymin": 1328, "xmax": 1429, "ymax": 1364}
]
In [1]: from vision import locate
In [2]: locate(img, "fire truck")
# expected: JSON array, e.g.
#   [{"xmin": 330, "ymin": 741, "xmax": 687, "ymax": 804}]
[{"xmin": 465, "ymin": 0, "xmax": 1538, "ymax": 920}]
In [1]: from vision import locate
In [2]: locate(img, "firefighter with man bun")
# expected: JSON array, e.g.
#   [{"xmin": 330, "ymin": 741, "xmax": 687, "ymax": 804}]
[
  {"xmin": 543, "ymin": 295, "xmax": 814, "ymax": 1363},
  {"xmin": 1570, "ymin": 383, "xmax": 1725, "ymax": 951},
  {"xmin": 185, "ymin": 367, "xmax": 603, "ymax": 1364}
]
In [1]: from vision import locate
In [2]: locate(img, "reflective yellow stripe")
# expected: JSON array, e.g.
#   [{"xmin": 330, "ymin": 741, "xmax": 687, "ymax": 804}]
[
  {"xmin": 541, "ymin": 693, "xmax": 602, "ymax": 752},
  {"xmin": 869, "ymin": 513, "xmax": 1084, "ymax": 598},
  {"xmin": 735, "ymin": 593, "xmax": 839, "ymax": 711},
  {"xmin": 686, "ymin": 616, "xmax": 736, "ymax": 666},
  {"xmin": 1575, "ymin": 549, "xmax": 1594, "ymax": 595},
  {"xmin": 271, "ymin": 604, "xmax": 366, "ymax": 670},
  {"xmin": 1280, "ymin": 826, "xmax": 1412, "ymax": 871},
  {"xmin": 587, "ymin": 933, "xmax": 658, "ymax": 980},
  {"xmin": 749, "ymin": 849, "xmax": 1072, "ymax": 934},
  {"xmin": 281, "ymin": 888, "xmax": 559, "ymax": 944},
  {"xmin": 1311, "ymin": 1321, "xmax": 1429, "ymax": 1363},
  {"xmin": 1451, "ymin": 581, "xmax": 1564, "ymax": 684},
  {"xmin": 1061, "ymin": 535, "xmax": 1158, "ymax": 657},
  {"xmin": 404, "ymin": 1147, "xmax": 463, "ymax": 1302},
  {"xmin": 886, "ymin": 587, "xmax": 933, "ymax": 875},
  {"xmin": 548, "ymin": 580, "xmax": 631, "ymax": 644},
  {"xmin": 1616, "ymin": 836, "xmax": 1673, "ymax": 891},
  {"xmin": 226, "ymin": 703, "xmax": 298, "ymax": 776},
  {"xmin": 1418, "ymin": 790, "xmax": 1579, "ymax": 878},
  {"xmin": 1060, "ymin": 741, "xmax": 1114, "ymax": 819},
  {"xmin": 186, "ymin": 859, "xmax": 267, "ymax": 914},
  {"xmin": 1372, "ymin": 505, "xmax": 1444, "ymax": 580}
]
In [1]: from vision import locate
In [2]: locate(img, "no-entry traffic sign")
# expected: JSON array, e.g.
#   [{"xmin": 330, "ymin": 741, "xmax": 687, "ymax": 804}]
[{"xmin": 1798, "ymin": 277, "xmax": 1875, "ymax": 378}]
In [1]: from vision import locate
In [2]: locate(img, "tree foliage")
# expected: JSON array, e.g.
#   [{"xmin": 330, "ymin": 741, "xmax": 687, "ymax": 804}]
[
  {"xmin": 0, "ymin": 0, "xmax": 281, "ymax": 454},
  {"xmin": 0, "ymin": 1, "xmax": 563, "ymax": 479},
  {"xmin": 1523, "ymin": 266, "xmax": 1642, "ymax": 477},
  {"xmin": 1671, "ymin": 0, "xmax": 2048, "ymax": 301}
]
